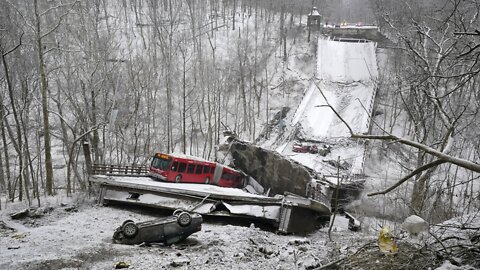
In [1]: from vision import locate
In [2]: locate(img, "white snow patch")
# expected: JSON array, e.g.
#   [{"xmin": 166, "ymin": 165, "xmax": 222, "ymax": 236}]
[
  {"xmin": 317, "ymin": 38, "xmax": 378, "ymax": 82},
  {"xmin": 402, "ymin": 215, "xmax": 429, "ymax": 236}
]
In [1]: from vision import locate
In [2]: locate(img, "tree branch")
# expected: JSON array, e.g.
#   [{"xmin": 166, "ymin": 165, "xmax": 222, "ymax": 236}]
[
  {"xmin": 1, "ymin": 32, "xmax": 23, "ymax": 56},
  {"xmin": 367, "ymin": 159, "xmax": 447, "ymax": 196},
  {"xmin": 311, "ymin": 78, "xmax": 480, "ymax": 196},
  {"xmin": 350, "ymin": 133, "xmax": 480, "ymax": 173},
  {"xmin": 40, "ymin": 4, "xmax": 76, "ymax": 39},
  {"xmin": 312, "ymin": 80, "xmax": 354, "ymax": 135}
]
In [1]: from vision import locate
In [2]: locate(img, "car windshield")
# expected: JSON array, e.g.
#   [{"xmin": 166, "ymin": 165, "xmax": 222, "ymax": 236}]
[{"xmin": 151, "ymin": 157, "xmax": 171, "ymax": 171}]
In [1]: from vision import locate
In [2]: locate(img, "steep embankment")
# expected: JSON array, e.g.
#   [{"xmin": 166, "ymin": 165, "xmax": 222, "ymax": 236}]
[{"xmin": 280, "ymin": 37, "xmax": 378, "ymax": 178}]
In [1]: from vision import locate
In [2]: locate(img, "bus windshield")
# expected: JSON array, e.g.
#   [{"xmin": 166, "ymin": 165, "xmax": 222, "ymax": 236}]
[{"xmin": 151, "ymin": 156, "xmax": 171, "ymax": 171}]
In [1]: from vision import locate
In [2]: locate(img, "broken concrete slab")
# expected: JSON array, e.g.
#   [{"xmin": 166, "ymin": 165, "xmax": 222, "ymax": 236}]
[{"xmin": 228, "ymin": 141, "xmax": 312, "ymax": 197}]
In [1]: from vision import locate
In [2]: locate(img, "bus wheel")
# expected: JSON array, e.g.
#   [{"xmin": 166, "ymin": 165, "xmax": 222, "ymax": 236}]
[
  {"xmin": 205, "ymin": 177, "xmax": 210, "ymax": 184},
  {"xmin": 175, "ymin": 174, "xmax": 182, "ymax": 183}
]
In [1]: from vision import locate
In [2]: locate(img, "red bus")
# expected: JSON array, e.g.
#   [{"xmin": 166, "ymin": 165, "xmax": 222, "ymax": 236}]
[{"xmin": 148, "ymin": 153, "xmax": 245, "ymax": 188}]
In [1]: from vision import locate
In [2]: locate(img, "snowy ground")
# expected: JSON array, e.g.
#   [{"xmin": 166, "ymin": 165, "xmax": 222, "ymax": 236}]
[
  {"xmin": 1, "ymin": 195, "xmax": 475, "ymax": 270},
  {"xmin": 0, "ymin": 196, "xmax": 370, "ymax": 270}
]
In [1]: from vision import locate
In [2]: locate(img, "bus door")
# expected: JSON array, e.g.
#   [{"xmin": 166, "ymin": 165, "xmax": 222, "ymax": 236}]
[{"xmin": 212, "ymin": 164, "xmax": 224, "ymax": 185}]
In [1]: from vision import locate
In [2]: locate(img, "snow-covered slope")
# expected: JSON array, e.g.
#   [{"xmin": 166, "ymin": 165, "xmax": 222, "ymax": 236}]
[
  {"xmin": 317, "ymin": 38, "xmax": 378, "ymax": 83},
  {"xmin": 285, "ymin": 37, "xmax": 378, "ymax": 177}
]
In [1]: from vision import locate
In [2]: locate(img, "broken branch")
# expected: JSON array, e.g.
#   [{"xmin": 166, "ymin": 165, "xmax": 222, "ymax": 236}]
[{"xmin": 367, "ymin": 159, "xmax": 447, "ymax": 196}]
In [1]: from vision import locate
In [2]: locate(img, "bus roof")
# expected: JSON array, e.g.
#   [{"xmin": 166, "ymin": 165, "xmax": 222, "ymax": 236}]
[{"xmin": 154, "ymin": 152, "xmax": 211, "ymax": 163}]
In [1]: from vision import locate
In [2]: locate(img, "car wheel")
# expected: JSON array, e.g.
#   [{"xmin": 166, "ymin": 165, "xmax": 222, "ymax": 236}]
[
  {"xmin": 205, "ymin": 177, "xmax": 210, "ymax": 184},
  {"xmin": 173, "ymin": 209, "xmax": 183, "ymax": 216},
  {"xmin": 175, "ymin": 174, "xmax": 182, "ymax": 183},
  {"xmin": 122, "ymin": 221, "xmax": 138, "ymax": 238},
  {"xmin": 122, "ymin": 219, "xmax": 135, "ymax": 227},
  {"xmin": 177, "ymin": 212, "xmax": 192, "ymax": 227}
]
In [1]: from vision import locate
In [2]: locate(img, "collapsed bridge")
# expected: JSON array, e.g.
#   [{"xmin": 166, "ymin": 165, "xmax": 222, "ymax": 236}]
[
  {"xmin": 87, "ymin": 141, "xmax": 332, "ymax": 234},
  {"xmin": 87, "ymin": 34, "xmax": 378, "ymax": 234}
]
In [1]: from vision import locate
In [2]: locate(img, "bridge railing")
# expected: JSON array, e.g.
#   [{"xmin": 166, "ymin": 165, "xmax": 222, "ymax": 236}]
[{"xmin": 90, "ymin": 164, "xmax": 149, "ymax": 176}]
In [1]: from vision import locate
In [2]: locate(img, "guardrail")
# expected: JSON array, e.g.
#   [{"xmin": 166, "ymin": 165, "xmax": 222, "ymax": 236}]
[
  {"xmin": 91, "ymin": 164, "xmax": 149, "ymax": 176},
  {"xmin": 331, "ymin": 36, "xmax": 370, "ymax": 43}
]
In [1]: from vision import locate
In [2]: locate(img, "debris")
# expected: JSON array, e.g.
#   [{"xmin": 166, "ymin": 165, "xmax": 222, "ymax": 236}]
[
  {"xmin": 10, "ymin": 209, "xmax": 30, "ymax": 220},
  {"xmin": 402, "ymin": 215, "xmax": 428, "ymax": 236},
  {"xmin": 302, "ymin": 255, "xmax": 320, "ymax": 269},
  {"xmin": 317, "ymin": 147, "xmax": 330, "ymax": 157},
  {"xmin": 298, "ymin": 246, "xmax": 308, "ymax": 252},
  {"xmin": 10, "ymin": 207, "xmax": 55, "ymax": 220},
  {"xmin": 0, "ymin": 220, "xmax": 16, "ymax": 235},
  {"xmin": 7, "ymin": 246, "xmax": 20, "ymax": 250},
  {"xmin": 324, "ymin": 159, "xmax": 351, "ymax": 170},
  {"xmin": 339, "ymin": 245, "xmax": 349, "ymax": 254},
  {"xmin": 244, "ymin": 185, "xmax": 258, "ymax": 194},
  {"xmin": 114, "ymin": 261, "xmax": 130, "ymax": 269},
  {"xmin": 170, "ymin": 258, "xmax": 190, "ymax": 267},
  {"xmin": 288, "ymin": 238, "xmax": 311, "ymax": 245},
  {"xmin": 42, "ymin": 206, "xmax": 55, "ymax": 214},
  {"xmin": 29, "ymin": 208, "xmax": 47, "ymax": 218},
  {"xmin": 229, "ymin": 140, "xmax": 314, "ymax": 196},
  {"xmin": 234, "ymin": 252, "xmax": 245, "ymax": 258},
  {"xmin": 259, "ymin": 246, "xmax": 274, "ymax": 255},
  {"xmin": 344, "ymin": 211, "xmax": 361, "ymax": 232},
  {"xmin": 244, "ymin": 176, "xmax": 265, "ymax": 195},
  {"xmin": 377, "ymin": 227, "xmax": 398, "ymax": 255},
  {"xmin": 64, "ymin": 205, "xmax": 78, "ymax": 212},
  {"xmin": 436, "ymin": 260, "xmax": 463, "ymax": 270},
  {"xmin": 11, "ymin": 232, "xmax": 27, "ymax": 239}
]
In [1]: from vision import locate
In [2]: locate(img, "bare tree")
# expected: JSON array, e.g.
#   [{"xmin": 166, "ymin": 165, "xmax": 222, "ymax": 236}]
[
  {"xmin": 366, "ymin": 0, "xmax": 480, "ymax": 215},
  {"xmin": 0, "ymin": 30, "xmax": 25, "ymax": 202}
]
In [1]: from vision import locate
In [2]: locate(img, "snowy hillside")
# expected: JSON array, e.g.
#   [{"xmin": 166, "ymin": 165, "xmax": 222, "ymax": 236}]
[
  {"xmin": 1, "ymin": 1, "xmax": 479, "ymax": 269},
  {"xmin": 278, "ymin": 37, "xmax": 378, "ymax": 177}
]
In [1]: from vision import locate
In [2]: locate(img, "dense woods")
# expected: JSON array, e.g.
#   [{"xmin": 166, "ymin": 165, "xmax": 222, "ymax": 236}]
[
  {"xmin": 1, "ymin": 0, "xmax": 313, "ymax": 203},
  {"xmin": 363, "ymin": 0, "xmax": 480, "ymax": 222}
]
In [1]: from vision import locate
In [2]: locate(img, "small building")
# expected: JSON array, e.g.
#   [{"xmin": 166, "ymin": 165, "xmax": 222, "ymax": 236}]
[{"xmin": 307, "ymin": 7, "xmax": 322, "ymax": 30}]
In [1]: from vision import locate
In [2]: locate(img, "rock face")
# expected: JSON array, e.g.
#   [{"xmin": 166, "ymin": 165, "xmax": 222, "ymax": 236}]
[{"xmin": 229, "ymin": 141, "xmax": 312, "ymax": 196}]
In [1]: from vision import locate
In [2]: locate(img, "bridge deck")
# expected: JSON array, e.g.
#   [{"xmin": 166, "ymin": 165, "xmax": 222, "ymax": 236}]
[{"xmin": 89, "ymin": 175, "xmax": 331, "ymax": 233}]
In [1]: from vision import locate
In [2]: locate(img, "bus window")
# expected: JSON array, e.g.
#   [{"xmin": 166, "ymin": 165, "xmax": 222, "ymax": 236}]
[
  {"xmin": 187, "ymin": 164, "xmax": 195, "ymax": 174},
  {"xmin": 195, "ymin": 165, "xmax": 203, "ymax": 174},
  {"xmin": 222, "ymin": 172, "xmax": 240, "ymax": 181},
  {"xmin": 222, "ymin": 172, "xmax": 232, "ymax": 180},
  {"xmin": 203, "ymin": 166, "xmax": 210, "ymax": 174},
  {"xmin": 152, "ymin": 157, "xmax": 170, "ymax": 170},
  {"xmin": 171, "ymin": 161, "xmax": 178, "ymax": 171},
  {"xmin": 178, "ymin": 163, "xmax": 187, "ymax": 173}
]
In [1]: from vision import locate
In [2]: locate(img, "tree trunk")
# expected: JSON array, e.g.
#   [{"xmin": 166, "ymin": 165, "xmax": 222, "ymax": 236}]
[
  {"xmin": 91, "ymin": 90, "xmax": 100, "ymax": 163},
  {"xmin": 233, "ymin": 0, "xmax": 236, "ymax": 30},
  {"xmin": 1, "ymin": 45, "xmax": 24, "ymax": 201},
  {"xmin": 0, "ymin": 99, "xmax": 6, "ymax": 192},
  {"xmin": 0, "ymin": 111, "xmax": 11, "ymax": 199},
  {"xmin": 35, "ymin": 0, "xmax": 55, "ymax": 196}
]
